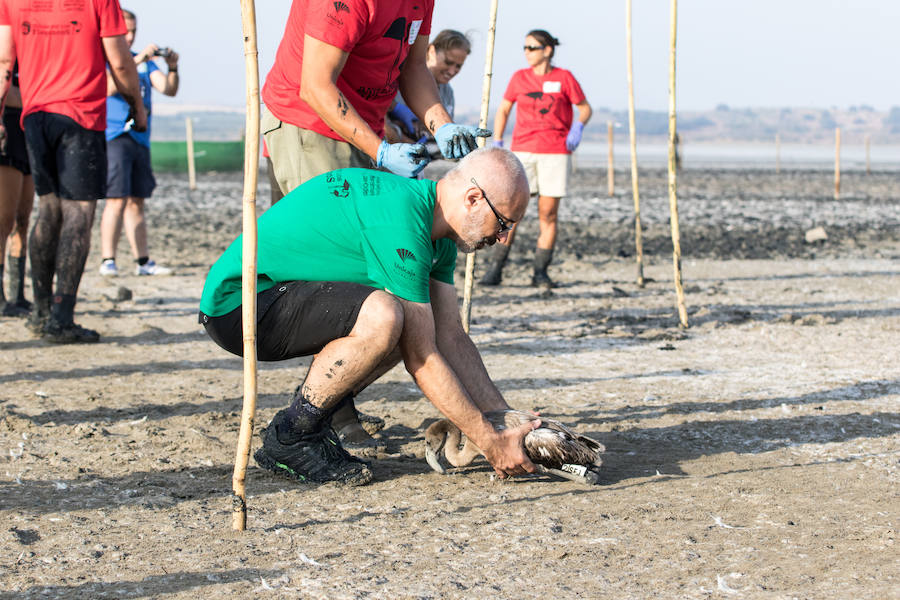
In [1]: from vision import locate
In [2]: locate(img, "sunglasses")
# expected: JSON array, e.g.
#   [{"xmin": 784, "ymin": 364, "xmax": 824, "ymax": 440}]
[
  {"xmin": 523, "ymin": 45, "xmax": 545, "ymax": 52},
  {"xmin": 471, "ymin": 177, "xmax": 514, "ymax": 234}
]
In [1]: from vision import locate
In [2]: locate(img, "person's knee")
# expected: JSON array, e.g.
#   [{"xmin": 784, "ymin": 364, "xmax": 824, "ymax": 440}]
[{"xmin": 354, "ymin": 290, "xmax": 404, "ymax": 351}]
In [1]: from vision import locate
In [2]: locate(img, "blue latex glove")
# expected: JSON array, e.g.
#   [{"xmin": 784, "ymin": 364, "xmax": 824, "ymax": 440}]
[
  {"xmin": 388, "ymin": 102, "xmax": 418, "ymax": 137},
  {"xmin": 492, "ymin": 140, "xmax": 504, "ymax": 148},
  {"xmin": 435, "ymin": 123, "xmax": 493, "ymax": 160},
  {"xmin": 376, "ymin": 140, "xmax": 430, "ymax": 178},
  {"xmin": 566, "ymin": 121, "xmax": 584, "ymax": 151}
]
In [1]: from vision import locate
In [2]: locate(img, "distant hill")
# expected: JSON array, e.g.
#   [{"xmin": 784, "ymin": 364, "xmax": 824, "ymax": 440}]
[
  {"xmin": 456, "ymin": 105, "xmax": 900, "ymax": 145},
  {"xmin": 149, "ymin": 105, "xmax": 900, "ymax": 144}
]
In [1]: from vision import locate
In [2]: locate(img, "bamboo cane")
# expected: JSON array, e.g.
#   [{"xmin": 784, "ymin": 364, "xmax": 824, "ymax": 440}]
[
  {"xmin": 607, "ymin": 120, "xmax": 614, "ymax": 196},
  {"xmin": 625, "ymin": 0, "xmax": 644, "ymax": 287},
  {"xmin": 865, "ymin": 134, "xmax": 870, "ymax": 175},
  {"xmin": 775, "ymin": 133, "xmax": 780, "ymax": 174},
  {"xmin": 186, "ymin": 117, "xmax": 197, "ymax": 190},
  {"xmin": 232, "ymin": 0, "xmax": 260, "ymax": 532},
  {"xmin": 834, "ymin": 127, "xmax": 840, "ymax": 200},
  {"xmin": 462, "ymin": 0, "xmax": 499, "ymax": 334},
  {"xmin": 667, "ymin": 0, "xmax": 688, "ymax": 328}
]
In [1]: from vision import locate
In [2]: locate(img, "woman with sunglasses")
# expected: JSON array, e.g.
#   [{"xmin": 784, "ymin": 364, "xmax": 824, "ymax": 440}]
[{"xmin": 481, "ymin": 29, "xmax": 592, "ymax": 288}]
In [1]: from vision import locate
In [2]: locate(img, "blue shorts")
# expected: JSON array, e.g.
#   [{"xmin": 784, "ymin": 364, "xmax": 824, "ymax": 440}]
[
  {"xmin": 106, "ymin": 133, "xmax": 156, "ymax": 198},
  {"xmin": 0, "ymin": 107, "xmax": 31, "ymax": 176},
  {"xmin": 24, "ymin": 112, "xmax": 106, "ymax": 199}
]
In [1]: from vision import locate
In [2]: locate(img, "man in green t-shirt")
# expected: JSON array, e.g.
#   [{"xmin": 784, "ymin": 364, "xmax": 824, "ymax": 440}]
[{"xmin": 200, "ymin": 147, "xmax": 536, "ymax": 486}]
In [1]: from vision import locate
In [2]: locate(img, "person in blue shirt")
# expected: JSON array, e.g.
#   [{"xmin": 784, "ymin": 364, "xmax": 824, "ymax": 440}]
[{"xmin": 98, "ymin": 8, "xmax": 179, "ymax": 277}]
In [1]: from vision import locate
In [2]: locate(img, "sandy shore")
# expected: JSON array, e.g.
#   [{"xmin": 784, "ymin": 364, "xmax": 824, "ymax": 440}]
[{"xmin": 1, "ymin": 167, "xmax": 897, "ymax": 598}]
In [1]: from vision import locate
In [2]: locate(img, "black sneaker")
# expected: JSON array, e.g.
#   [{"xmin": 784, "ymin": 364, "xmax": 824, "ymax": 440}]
[
  {"xmin": 1, "ymin": 299, "xmax": 30, "ymax": 318},
  {"xmin": 42, "ymin": 319, "xmax": 100, "ymax": 344},
  {"xmin": 254, "ymin": 411, "xmax": 373, "ymax": 486}
]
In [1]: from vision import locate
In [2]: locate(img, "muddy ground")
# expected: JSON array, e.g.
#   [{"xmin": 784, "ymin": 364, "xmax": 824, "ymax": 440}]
[{"xmin": 1, "ymin": 166, "xmax": 898, "ymax": 599}]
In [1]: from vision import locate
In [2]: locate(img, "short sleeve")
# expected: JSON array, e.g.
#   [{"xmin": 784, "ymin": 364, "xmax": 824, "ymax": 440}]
[
  {"xmin": 304, "ymin": 0, "xmax": 369, "ymax": 53},
  {"xmin": 418, "ymin": 0, "xmax": 434, "ymax": 38},
  {"xmin": 360, "ymin": 226, "xmax": 436, "ymax": 302},
  {"xmin": 503, "ymin": 71, "xmax": 522, "ymax": 103},
  {"xmin": 565, "ymin": 71, "xmax": 586, "ymax": 105},
  {"xmin": 98, "ymin": 0, "xmax": 127, "ymax": 38},
  {"xmin": 429, "ymin": 239, "xmax": 456, "ymax": 285},
  {"xmin": 0, "ymin": 3, "xmax": 10, "ymax": 26}
]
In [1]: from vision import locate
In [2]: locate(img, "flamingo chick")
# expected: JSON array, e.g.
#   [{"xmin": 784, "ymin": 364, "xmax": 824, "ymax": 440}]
[{"xmin": 424, "ymin": 409, "xmax": 604, "ymax": 485}]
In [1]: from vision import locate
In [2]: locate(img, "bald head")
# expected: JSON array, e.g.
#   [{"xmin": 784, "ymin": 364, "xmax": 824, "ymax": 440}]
[{"xmin": 442, "ymin": 147, "xmax": 530, "ymax": 221}]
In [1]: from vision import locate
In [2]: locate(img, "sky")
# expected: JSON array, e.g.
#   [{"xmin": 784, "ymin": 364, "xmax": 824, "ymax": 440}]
[{"xmin": 130, "ymin": 0, "xmax": 900, "ymax": 114}]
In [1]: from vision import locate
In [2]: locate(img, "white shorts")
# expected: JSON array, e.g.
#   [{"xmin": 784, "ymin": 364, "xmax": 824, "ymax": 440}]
[{"xmin": 513, "ymin": 151, "xmax": 571, "ymax": 198}]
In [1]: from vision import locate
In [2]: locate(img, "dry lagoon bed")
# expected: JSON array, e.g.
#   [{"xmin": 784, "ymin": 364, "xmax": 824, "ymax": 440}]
[{"xmin": 1, "ymin": 167, "xmax": 898, "ymax": 599}]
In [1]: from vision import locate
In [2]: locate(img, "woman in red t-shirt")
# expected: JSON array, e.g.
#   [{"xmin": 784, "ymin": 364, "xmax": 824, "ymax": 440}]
[{"xmin": 481, "ymin": 29, "xmax": 592, "ymax": 288}]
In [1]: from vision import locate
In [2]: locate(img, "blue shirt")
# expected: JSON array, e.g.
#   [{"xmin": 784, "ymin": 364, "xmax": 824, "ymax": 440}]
[{"xmin": 105, "ymin": 53, "xmax": 158, "ymax": 146}]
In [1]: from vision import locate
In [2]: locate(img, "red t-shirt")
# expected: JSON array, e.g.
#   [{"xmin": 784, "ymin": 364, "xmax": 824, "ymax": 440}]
[
  {"xmin": 0, "ymin": 0, "xmax": 126, "ymax": 131},
  {"xmin": 503, "ymin": 67, "xmax": 586, "ymax": 155},
  {"xmin": 262, "ymin": 0, "xmax": 433, "ymax": 142}
]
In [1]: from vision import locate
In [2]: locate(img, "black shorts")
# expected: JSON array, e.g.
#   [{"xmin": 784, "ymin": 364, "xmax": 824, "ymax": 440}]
[
  {"xmin": 24, "ymin": 111, "xmax": 107, "ymax": 200},
  {"xmin": 106, "ymin": 133, "xmax": 156, "ymax": 198},
  {"xmin": 200, "ymin": 281, "xmax": 378, "ymax": 361},
  {"xmin": 0, "ymin": 107, "xmax": 31, "ymax": 175}
]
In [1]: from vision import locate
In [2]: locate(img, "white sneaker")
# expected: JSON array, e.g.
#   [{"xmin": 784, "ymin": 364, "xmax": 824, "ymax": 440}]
[
  {"xmin": 99, "ymin": 259, "xmax": 119, "ymax": 276},
  {"xmin": 136, "ymin": 260, "xmax": 172, "ymax": 276}
]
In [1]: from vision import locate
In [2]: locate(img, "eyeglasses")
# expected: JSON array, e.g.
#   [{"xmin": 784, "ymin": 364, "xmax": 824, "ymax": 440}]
[
  {"xmin": 523, "ymin": 45, "xmax": 545, "ymax": 52},
  {"xmin": 471, "ymin": 177, "xmax": 514, "ymax": 234}
]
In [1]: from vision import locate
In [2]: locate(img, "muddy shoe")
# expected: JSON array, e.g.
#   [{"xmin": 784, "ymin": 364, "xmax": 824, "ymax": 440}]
[
  {"xmin": 27, "ymin": 313, "xmax": 49, "ymax": 335},
  {"xmin": 531, "ymin": 272, "xmax": 556, "ymax": 289},
  {"xmin": 42, "ymin": 320, "xmax": 100, "ymax": 344},
  {"xmin": 1, "ymin": 300, "xmax": 31, "ymax": 318},
  {"xmin": 357, "ymin": 410, "xmax": 385, "ymax": 435},
  {"xmin": 336, "ymin": 422, "xmax": 386, "ymax": 458},
  {"xmin": 254, "ymin": 416, "xmax": 373, "ymax": 486}
]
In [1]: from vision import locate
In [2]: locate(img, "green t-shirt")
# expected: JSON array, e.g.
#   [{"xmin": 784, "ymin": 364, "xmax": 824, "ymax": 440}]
[{"xmin": 199, "ymin": 169, "xmax": 457, "ymax": 317}]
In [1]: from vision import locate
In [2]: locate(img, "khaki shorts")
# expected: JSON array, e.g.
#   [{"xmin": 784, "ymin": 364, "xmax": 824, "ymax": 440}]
[
  {"xmin": 262, "ymin": 107, "xmax": 373, "ymax": 195},
  {"xmin": 513, "ymin": 151, "xmax": 571, "ymax": 198}
]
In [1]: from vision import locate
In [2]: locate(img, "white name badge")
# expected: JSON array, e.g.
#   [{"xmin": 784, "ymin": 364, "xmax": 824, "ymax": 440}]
[
  {"xmin": 408, "ymin": 19, "xmax": 423, "ymax": 45},
  {"xmin": 542, "ymin": 80, "xmax": 562, "ymax": 94}
]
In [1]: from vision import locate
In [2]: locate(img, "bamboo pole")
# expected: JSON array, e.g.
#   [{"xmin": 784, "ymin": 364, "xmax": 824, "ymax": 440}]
[
  {"xmin": 186, "ymin": 117, "xmax": 197, "ymax": 190},
  {"xmin": 667, "ymin": 0, "xmax": 688, "ymax": 328},
  {"xmin": 775, "ymin": 133, "xmax": 780, "ymax": 174},
  {"xmin": 607, "ymin": 120, "xmax": 614, "ymax": 196},
  {"xmin": 865, "ymin": 134, "xmax": 870, "ymax": 175},
  {"xmin": 232, "ymin": 0, "xmax": 260, "ymax": 532},
  {"xmin": 461, "ymin": 0, "xmax": 499, "ymax": 334},
  {"xmin": 625, "ymin": 0, "xmax": 644, "ymax": 287},
  {"xmin": 834, "ymin": 127, "xmax": 841, "ymax": 200}
]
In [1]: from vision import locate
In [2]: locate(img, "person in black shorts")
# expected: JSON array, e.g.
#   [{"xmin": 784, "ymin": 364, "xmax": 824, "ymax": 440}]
[
  {"xmin": 0, "ymin": 1, "xmax": 148, "ymax": 343},
  {"xmin": 0, "ymin": 62, "xmax": 33, "ymax": 317},
  {"xmin": 200, "ymin": 148, "xmax": 539, "ymax": 486}
]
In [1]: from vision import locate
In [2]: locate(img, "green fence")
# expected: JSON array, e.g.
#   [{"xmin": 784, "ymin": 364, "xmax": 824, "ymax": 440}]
[{"xmin": 150, "ymin": 140, "xmax": 244, "ymax": 173}]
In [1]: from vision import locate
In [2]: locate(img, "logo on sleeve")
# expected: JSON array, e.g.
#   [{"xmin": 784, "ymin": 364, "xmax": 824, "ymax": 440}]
[
  {"xmin": 396, "ymin": 248, "xmax": 416, "ymax": 263},
  {"xmin": 327, "ymin": 1, "xmax": 350, "ymax": 26}
]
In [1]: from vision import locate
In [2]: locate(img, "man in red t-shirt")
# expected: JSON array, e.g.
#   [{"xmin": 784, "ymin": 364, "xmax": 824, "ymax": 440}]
[
  {"xmin": 262, "ymin": 0, "xmax": 490, "ymax": 194},
  {"xmin": 0, "ymin": 0, "xmax": 146, "ymax": 343},
  {"xmin": 261, "ymin": 0, "xmax": 491, "ymax": 449}
]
